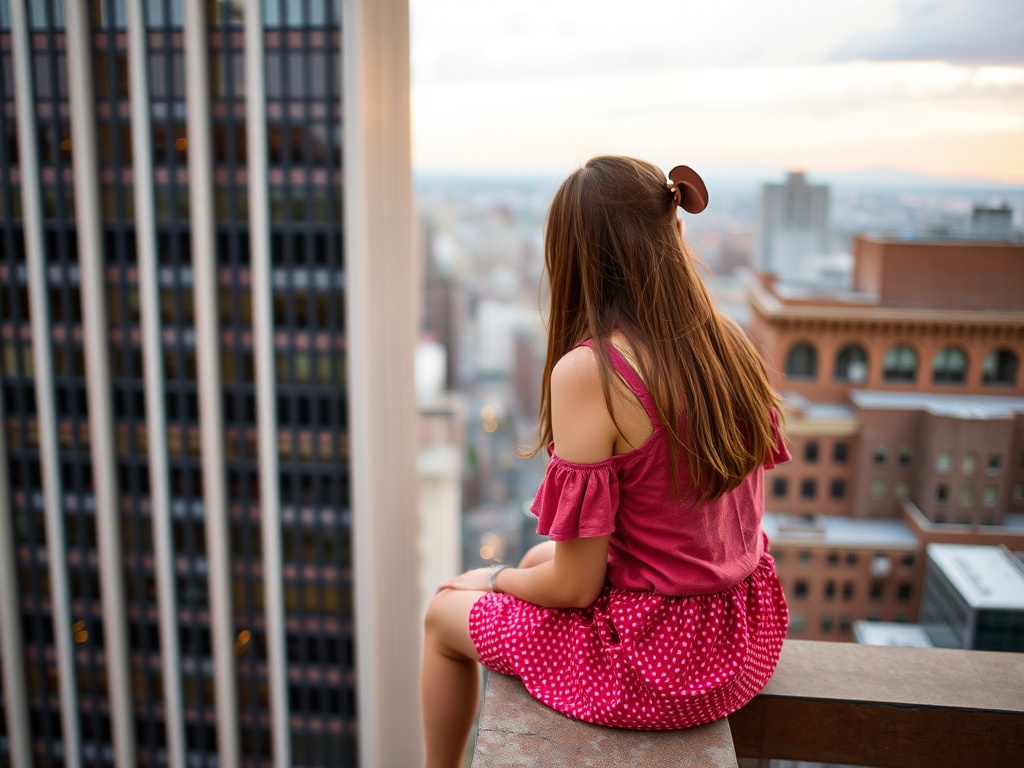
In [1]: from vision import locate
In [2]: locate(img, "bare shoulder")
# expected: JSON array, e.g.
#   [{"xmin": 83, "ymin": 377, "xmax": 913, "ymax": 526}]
[
  {"xmin": 550, "ymin": 344, "xmax": 602, "ymax": 394},
  {"xmin": 550, "ymin": 345, "xmax": 617, "ymax": 462}
]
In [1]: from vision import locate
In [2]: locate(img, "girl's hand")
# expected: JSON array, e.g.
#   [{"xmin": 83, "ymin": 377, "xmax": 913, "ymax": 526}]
[{"xmin": 438, "ymin": 567, "xmax": 493, "ymax": 593}]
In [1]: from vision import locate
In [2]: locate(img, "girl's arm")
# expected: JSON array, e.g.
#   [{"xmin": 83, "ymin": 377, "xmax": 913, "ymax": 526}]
[{"xmin": 441, "ymin": 346, "xmax": 617, "ymax": 608}]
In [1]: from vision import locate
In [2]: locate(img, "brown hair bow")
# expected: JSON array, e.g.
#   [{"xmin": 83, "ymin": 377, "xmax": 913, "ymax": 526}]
[{"xmin": 667, "ymin": 165, "xmax": 709, "ymax": 214}]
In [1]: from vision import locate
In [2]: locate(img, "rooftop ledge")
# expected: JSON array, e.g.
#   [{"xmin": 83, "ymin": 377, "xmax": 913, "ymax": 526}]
[{"xmin": 472, "ymin": 640, "xmax": 1024, "ymax": 767}]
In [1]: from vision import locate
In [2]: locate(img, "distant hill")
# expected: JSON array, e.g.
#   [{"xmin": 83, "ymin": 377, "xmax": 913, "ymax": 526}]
[{"xmin": 414, "ymin": 166, "xmax": 1024, "ymax": 196}]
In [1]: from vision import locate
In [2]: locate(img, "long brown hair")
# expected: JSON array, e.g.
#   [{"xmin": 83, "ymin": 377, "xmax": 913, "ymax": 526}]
[{"xmin": 529, "ymin": 155, "xmax": 782, "ymax": 503}]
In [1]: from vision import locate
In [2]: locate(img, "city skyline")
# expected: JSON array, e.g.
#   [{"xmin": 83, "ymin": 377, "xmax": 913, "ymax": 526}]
[{"xmin": 410, "ymin": 0, "xmax": 1024, "ymax": 183}]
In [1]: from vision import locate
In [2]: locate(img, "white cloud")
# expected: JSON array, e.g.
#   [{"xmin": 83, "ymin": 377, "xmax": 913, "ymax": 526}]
[
  {"xmin": 410, "ymin": 1, "xmax": 1024, "ymax": 180},
  {"xmin": 831, "ymin": 0, "xmax": 1024, "ymax": 65},
  {"xmin": 412, "ymin": 0, "xmax": 899, "ymax": 84}
]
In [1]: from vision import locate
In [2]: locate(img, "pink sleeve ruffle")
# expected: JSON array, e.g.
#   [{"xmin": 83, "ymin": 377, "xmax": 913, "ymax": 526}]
[
  {"xmin": 763, "ymin": 408, "xmax": 792, "ymax": 469},
  {"xmin": 531, "ymin": 456, "xmax": 619, "ymax": 541}
]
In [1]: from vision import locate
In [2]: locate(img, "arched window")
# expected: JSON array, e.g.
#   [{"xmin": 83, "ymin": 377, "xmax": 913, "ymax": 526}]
[
  {"xmin": 932, "ymin": 346, "xmax": 967, "ymax": 384},
  {"xmin": 834, "ymin": 344, "xmax": 868, "ymax": 383},
  {"xmin": 883, "ymin": 344, "xmax": 917, "ymax": 383},
  {"xmin": 983, "ymin": 348, "xmax": 1019, "ymax": 386},
  {"xmin": 785, "ymin": 342, "xmax": 817, "ymax": 380}
]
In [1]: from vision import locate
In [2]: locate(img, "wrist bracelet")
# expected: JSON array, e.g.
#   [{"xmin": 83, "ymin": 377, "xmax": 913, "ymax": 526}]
[{"xmin": 488, "ymin": 564, "xmax": 510, "ymax": 593}]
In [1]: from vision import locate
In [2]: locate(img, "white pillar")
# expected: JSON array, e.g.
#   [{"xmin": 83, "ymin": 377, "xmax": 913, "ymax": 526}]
[
  {"xmin": 245, "ymin": 6, "xmax": 291, "ymax": 767},
  {"xmin": 125, "ymin": 0, "xmax": 187, "ymax": 764},
  {"xmin": 63, "ymin": 1, "xmax": 137, "ymax": 763},
  {"xmin": 0, "ymin": 386, "xmax": 33, "ymax": 768},
  {"xmin": 183, "ymin": 2, "xmax": 240, "ymax": 765},
  {"xmin": 343, "ymin": 0, "xmax": 423, "ymax": 764},
  {"xmin": 10, "ymin": 0, "xmax": 82, "ymax": 764}
]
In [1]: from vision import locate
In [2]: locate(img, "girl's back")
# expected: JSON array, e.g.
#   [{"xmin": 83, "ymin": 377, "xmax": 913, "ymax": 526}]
[{"xmin": 535, "ymin": 341, "xmax": 789, "ymax": 596}]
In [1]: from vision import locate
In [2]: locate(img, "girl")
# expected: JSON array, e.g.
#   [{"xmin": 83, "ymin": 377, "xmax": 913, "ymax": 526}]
[{"xmin": 422, "ymin": 156, "xmax": 789, "ymax": 768}]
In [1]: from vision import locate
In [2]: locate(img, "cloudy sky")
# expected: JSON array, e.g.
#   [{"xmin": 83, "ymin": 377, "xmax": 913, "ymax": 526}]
[{"xmin": 410, "ymin": 0, "xmax": 1024, "ymax": 182}]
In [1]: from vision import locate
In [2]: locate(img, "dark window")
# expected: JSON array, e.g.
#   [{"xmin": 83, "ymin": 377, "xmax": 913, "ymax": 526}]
[
  {"xmin": 874, "ymin": 446, "xmax": 888, "ymax": 465},
  {"xmin": 821, "ymin": 614, "xmax": 834, "ymax": 633},
  {"xmin": 937, "ymin": 484, "xmax": 949, "ymax": 503},
  {"xmin": 845, "ymin": 552, "xmax": 858, "ymax": 566},
  {"xmin": 883, "ymin": 344, "xmax": 917, "ymax": 382},
  {"xmin": 898, "ymin": 447, "xmax": 912, "ymax": 465},
  {"xmin": 794, "ymin": 580, "xmax": 808, "ymax": 598},
  {"xmin": 870, "ymin": 582, "xmax": 884, "ymax": 601},
  {"xmin": 982, "ymin": 348, "xmax": 1018, "ymax": 386},
  {"xmin": 824, "ymin": 580, "xmax": 835, "ymax": 599},
  {"xmin": 932, "ymin": 346, "xmax": 967, "ymax": 384},
  {"xmin": 829, "ymin": 479, "xmax": 846, "ymax": 499},
  {"xmin": 804, "ymin": 442, "xmax": 819, "ymax": 463},
  {"xmin": 800, "ymin": 479, "xmax": 817, "ymax": 499},
  {"xmin": 842, "ymin": 582, "xmax": 854, "ymax": 600},
  {"xmin": 834, "ymin": 344, "xmax": 868, "ymax": 383},
  {"xmin": 827, "ymin": 551, "xmax": 839, "ymax": 566},
  {"xmin": 833, "ymin": 442, "xmax": 848, "ymax": 464},
  {"xmin": 772, "ymin": 477, "xmax": 788, "ymax": 498},
  {"xmin": 897, "ymin": 583, "xmax": 912, "ymax": 602},
  {"xmin": 798, "ymin": 551, "xmax": 812, "ymax": 566},
  {"xmin": 785, "ymin": 342, "xmax": 817, "ymax": 380}
]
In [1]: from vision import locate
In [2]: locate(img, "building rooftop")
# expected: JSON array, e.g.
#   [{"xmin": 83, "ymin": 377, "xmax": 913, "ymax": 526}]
[
  {"xmin": 858, "ymin": 232, "xmax": 1023, "ymax": 247},
  {"xmin": 927, "ymin": 544, "xmax": 1024, "ymax": 610},
  {"xmin": 998, "ymin": 513, "xmax": 1024, "ymax": 532},
  {"xmin": 763, "ymin": 513, "xmax": 918, "ymax": 548},
  {"xmin": 783, "ymin": 393, "xmax": 857, "ymax": 421},
  {"xmin": 853, "ymin": 621, "xmax": 936, "ymax": 648},
  {"xmin": 772, "ymin": 281, "xmax": 877, "ymax": 305},
  {"xmin": 849, "ymin": 390, "xmax": 1024, "ymax": 420}
]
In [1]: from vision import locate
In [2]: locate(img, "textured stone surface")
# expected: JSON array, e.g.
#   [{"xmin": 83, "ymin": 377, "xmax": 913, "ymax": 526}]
[{"xmin": 471, "ymin": 672, "xmax": 739, "ymax": 768}]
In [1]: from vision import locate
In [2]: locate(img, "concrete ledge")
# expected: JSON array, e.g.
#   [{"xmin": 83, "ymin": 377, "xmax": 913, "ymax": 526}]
[
  {"xmin": 729, "ymin": 640, "xmax": 1024, "ymax": 768},
  {"xmin": 471, "ymin": 672, "xmax": 739, "ymax": 768},
  {"xmin": 471, "ymin": 642, "xmax": 1024, "ymax": 768}
]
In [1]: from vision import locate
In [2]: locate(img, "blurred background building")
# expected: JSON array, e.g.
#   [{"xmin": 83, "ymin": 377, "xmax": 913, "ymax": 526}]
[
  {"xmin": 0, "ymin": 1, "xmax": 420, "ymax": 767},
  {"xmin": 750, "ymin": 233, "xmax": 1024, "ymax": 641},
  {"xmin": 756, "ymin": 170, "xmax": 834, "ymax": 287}
]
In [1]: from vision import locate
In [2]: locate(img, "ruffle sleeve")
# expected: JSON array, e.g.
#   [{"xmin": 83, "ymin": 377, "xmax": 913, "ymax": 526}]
[
  {"xmin": 763, "ymin": 408, "xmax": 791, "ymax": 469},
  {"xmin": 531, "ymin": 453, "xmax": 619, "ymax": 541}
]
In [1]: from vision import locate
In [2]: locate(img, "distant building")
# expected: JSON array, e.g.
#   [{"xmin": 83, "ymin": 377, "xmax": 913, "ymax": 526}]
[
  {"xmin": 420, "ymin": 219, "xmax": 466, "ymax": 389},
  {"xmin": 970, "ymin": 203, "xmax": 1014, "ymax": 241},
  {"xmin": 751, "ymin": 234, "xmax": 1024, "ymax": 529},
  {"xmin": 749, "ymin": 235, "xmax": 1024, "ymax": 405},
  {"xmin": 751, "ymin": 234, "xmax": 1024, "ymax": 642},
  {"xmin": 853, "ymin": 621, "xmax": 935, "ymax": 647},
  {"xmin": 764, "ymin": 513, "xmax": 923, "ymax": 641},
  {"xmin": 919, "ymin": 544, "xmax": 1024, "ymax": 652},
  {"xmin": 847, "ymin": 391, "xmax": 1024, "ymax": 526},
  {"xmin": 756, "ymin": 171, "xmax": 831, "ymax": 283}
]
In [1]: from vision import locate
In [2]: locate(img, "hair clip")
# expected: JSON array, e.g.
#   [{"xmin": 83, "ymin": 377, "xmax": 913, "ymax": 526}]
[{"xmin": 667, "ymin": 165, "xmax": 709, "ymax": 214}]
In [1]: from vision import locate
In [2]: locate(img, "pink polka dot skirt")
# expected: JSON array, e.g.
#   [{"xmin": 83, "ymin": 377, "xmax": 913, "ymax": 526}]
[{"xmin": 469, "ymin": 552, "xmax": 788, "ymax": 730}]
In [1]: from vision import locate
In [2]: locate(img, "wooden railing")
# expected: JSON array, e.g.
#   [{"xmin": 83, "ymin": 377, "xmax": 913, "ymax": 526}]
[{"xmin": 472, "ymin": 640, "xmax": 1024, "ymax": 767}]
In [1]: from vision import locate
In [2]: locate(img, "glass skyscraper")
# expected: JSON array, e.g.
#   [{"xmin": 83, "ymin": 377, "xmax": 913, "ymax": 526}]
[{"xmin": 0, "ymin": 1, "xmax": 420, "ymax": 766}]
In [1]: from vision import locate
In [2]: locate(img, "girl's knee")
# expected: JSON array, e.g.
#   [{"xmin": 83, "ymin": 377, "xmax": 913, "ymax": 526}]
[
  {"xmin": 423, "ymin": 589, "xmax": 451, "ymax": 637},
  {"xmin": 423, "ymin": 589, "xmax": 480, "ymax": 661}
]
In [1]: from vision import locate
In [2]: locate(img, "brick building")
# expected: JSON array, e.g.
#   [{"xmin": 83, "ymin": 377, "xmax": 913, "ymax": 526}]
[{"xmin": 751, "ymin": 234, "xmax": 1024, "ymax": 641}]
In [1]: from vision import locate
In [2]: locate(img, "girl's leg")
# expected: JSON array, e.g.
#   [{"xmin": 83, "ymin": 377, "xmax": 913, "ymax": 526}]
[
  {"xmin": 422, "ymin": 588, "xmax": 484, "ymax": 768},
  {"xmin": 517, "ymin": 539, "xmax": 555, "ymax": 568}
]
